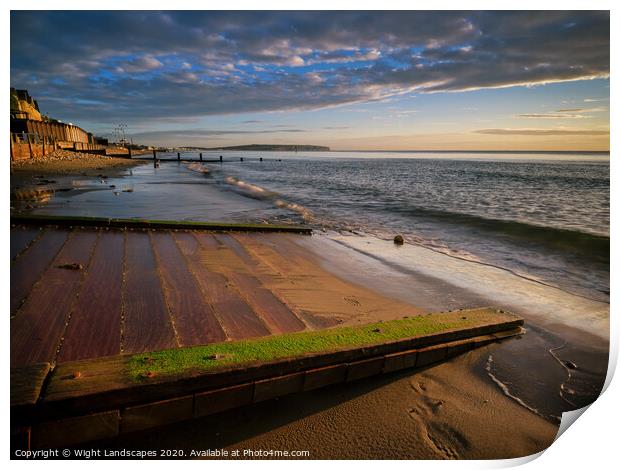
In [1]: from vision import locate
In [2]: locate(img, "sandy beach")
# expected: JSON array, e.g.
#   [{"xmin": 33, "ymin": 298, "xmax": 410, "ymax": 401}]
[{"xmin": 11, "ymin": 149, "xmax": 145, "ymax": 177}]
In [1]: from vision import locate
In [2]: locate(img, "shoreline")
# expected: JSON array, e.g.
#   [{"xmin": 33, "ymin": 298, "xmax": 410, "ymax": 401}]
[
  {"xmin": 11, "ymin": 150, "xmax": 146, "ymax": 178},
  {"xmin": 298, "ymin": 232, "xmax": 608, "ymax": 421}
]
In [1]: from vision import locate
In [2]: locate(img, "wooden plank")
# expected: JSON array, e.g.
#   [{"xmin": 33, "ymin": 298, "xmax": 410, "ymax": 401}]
[
  {"xmin": 56, "ymin": 231, "xmax": 125, "ymax": 363},
  {"xmin": 151, "ymin": 232, "xmax": 226, "ymax": 346},
  {"xmin": 213, "ymin": 234, "xmax": 305, "ymax": 333},
  {"xmin": 174, "ymin": 232, "xmax": 270, "ymax": 340},
  {"xmin": 232, "ymin": 232, "xmax": 304, "ymax": 275},
  {"xmin": 10, "ymin": 227, "xmax": 42, "ymax": 260},
  {"xmin": 10, "ymin": 231, "xmax": 99, "ymax": 367},
  {"xmin": 38, "ymin": 309, "xmax": 525, "ymax": 419},
  {"xmin": 11, "ymin": 363, "xmax": 51, "ymax": 408},
  {"xmin": 11, "ymin": 229, "xmax": 69, "ymax": 315},
  {"xmin": 123, "ymin": 231, "xmax": 177, "ymax": 354},
  {"xmin": 214, "ymin": 233, "xmax": 259, "ymax": 267},
  {"xmin": 11, "ymin": 215, "xmax": 312, "ymax": 234},
  {"xmin": 227, "ymin": 272, "xmax": 306, "ymax": 334}
]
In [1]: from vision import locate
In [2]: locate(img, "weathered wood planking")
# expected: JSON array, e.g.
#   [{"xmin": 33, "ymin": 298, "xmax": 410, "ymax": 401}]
[
  {"xmin": 123, "ymin": 231, "xmax": 177, "ymax": 354},
  {"xmin": 233, "ymin": 233, "xmax": 306, "ymax": 276},
  {"xmin": 214, "ymin": 233, "xmax": 260, "ymax": 268},
  {"xmin": 11, "ymin": 229, "xmax": 69, "ymax": 315},
  {"xmin": 11, "ymin": 363, "xmax": 51, "ymax": 408},
  {"xmin": 254, "ymin": 233, "xmax": 314, "ymax": 271},
  {"xmin": 151, "ymin": 232, "xmax": 226, "ymax": 346},
  {"xmin": 38, "ymin": 309, "xmax": 525, "ymax": 419},
  {"xmin": 175, "ymin": 232, "xmax": 270, "ymax": 339},
  {"xmin": 214, "ymin": 234, "xmax": 305, "ymax": 334},
  {"xmin": 10, "ymin": 227, "xmax": 42, "ymax": 260},
  {"xmin": 57, "ymin": 231, "xmax": 125, "ymax": 363},
  {"xmin": 10, "ymin": 231, "xmax": 99, "ymax": 367},
  {"xmin": 226, "ymin": 272, "xmax": 306, "ymax": 334}
]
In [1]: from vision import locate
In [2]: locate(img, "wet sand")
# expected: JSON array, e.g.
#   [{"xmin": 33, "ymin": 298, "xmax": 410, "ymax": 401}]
[
  {"xmin": 11, "ymin": 152, "xmax": 147, "ymax": 213},
  {"xmin": 88, "ymin": 345, "xmax": 557, "ymax": 459}
]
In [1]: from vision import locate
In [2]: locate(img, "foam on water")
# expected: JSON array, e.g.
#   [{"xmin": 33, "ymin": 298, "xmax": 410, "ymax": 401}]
[{"xmin": 330, "ymin": 233, "xmax": 609, "ymax": 339}]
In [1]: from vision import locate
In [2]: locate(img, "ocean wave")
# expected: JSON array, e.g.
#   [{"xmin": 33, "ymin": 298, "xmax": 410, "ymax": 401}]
[
  {"xmin": 186, "ymin": 162, "xmax": 211, "ymax": 175},
  {"xmin": 381, "ymin": 205, "xmax": 609, "ymax": 261},
  {"xmin": 485, "ymin": 354, "xmax": 561, "ymax": 424},
  {"xmin": 224, "ymin": 176, "xmax": 313, "ymax": 221}
]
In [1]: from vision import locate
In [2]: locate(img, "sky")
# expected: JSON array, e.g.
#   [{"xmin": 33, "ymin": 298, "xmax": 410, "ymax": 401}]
[{"xmin": 10, "ymin": 11, "xmax": 610, "ymax": 151}]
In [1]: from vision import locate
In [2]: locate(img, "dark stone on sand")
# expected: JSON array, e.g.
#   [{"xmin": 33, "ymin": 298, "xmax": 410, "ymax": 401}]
[
  {"xmin": 564, "ymin": 360, "xmax": 578, "ymax": 370},
  {"xmin": 394, "ymin": 234, "xmax": 404, "ymax": 245},
  {"xmin": 56, "ymin": 263, "xmax": 83, "ymax": 270}
]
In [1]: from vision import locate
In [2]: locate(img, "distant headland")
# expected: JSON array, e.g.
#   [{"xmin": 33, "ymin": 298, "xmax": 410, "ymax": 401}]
[{"xmin": 182, "ymin": 144, "xmax": 330, "ymax": 152}]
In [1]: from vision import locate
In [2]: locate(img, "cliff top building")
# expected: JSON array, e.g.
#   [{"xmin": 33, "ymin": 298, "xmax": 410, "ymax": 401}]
[{"xmin": 10, "ymin": 88, "xmax": 43, "ymax": 121}]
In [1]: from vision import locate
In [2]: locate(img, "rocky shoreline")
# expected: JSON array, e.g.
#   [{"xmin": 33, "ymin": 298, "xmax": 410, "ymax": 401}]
[{"xmin": 11, "ymin": 149, "xmax": 146, "ymax": 176}]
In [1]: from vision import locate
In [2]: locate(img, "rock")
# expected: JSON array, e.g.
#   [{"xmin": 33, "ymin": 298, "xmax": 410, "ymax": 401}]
[
  {"xmin": 393, "ymin": 234, "xmax": 404, "ymax": 245},
  {"xmin": 56, "ymin": 263, "xmax": 83, "ymax": 270},
  {"xmin": 564, "ymin": 360, "xmax": 578, "ymax": 370}
]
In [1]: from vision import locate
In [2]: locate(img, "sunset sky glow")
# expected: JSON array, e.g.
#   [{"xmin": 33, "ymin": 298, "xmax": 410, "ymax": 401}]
[{"xmin": 10, "ymin": 11, "xmax": 610, "ymax": 150}]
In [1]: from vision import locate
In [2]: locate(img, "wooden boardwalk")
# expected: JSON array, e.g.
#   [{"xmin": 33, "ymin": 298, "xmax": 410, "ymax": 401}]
[{"xmin": 11, "ymin": 225, "xmax": 423, "ymax": 368}]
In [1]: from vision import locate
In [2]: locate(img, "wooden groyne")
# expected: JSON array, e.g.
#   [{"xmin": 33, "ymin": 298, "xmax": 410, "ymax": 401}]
[
  {"xmin": 11, "ymin": 215, "xmax": 312, "ymax": 234},
  {"xmin": 12, "ymin": 308, "xmax": 524, "ymax": 449}
]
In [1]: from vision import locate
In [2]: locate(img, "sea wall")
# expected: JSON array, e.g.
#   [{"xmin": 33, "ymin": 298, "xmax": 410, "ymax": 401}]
[
  {"xmin": 10, "ymin": 139, "xmax": 108, "ymax": 161},
  {"xmin": 10, "ymin": 140, "xmax": 57, "ymax": 161}
]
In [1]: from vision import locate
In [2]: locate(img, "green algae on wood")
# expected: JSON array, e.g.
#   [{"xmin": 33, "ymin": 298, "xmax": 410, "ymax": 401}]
[
  {"xmin": 11, "ymin": 215, "xmax": 312, "ymax": 233},
  {"xmin": 127, "ymin": 309, "xmax": 516, "ymax": 381}
]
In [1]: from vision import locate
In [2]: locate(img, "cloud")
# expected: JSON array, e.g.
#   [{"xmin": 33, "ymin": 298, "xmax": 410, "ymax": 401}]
[
  {"xmin": 515, "ymin": 106, "xmax": 607, "ymax": 119},
  {"xmin": 475, "ymin": 128, "xmax": 609, "ymax": 136},
  {"xmin": 516, "ymin": 113, "xmax": 588, "ymax": 119},
  {"xmin": 10, "ymin": 11, "xmax": 609, "ymax": 124},
  {"xmin": 116, "ymin": 55, "xmax": 163, "ymax": 73}
]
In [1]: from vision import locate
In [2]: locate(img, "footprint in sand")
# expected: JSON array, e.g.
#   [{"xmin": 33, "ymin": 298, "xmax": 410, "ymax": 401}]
[{"xmin": 407, "ymin": 376, "xmax": 470, "ymax": 459}]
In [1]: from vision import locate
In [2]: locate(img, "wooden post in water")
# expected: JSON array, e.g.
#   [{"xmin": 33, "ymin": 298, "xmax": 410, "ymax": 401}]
[
  {"xmin": 128, "ymin": 146, "xmax": 132, "ymax": 158},
  {"xmin": 219, "ymin": 155, "xmax": 223, "ymax": 163},
  {"xmin": 152, "ymin": 149, "xmax": 156, "ymax": 160},
  {"xmin": 199, "ymin": 153, "xmax": 203, "ymax": 161},
  {"xmin": 240, "ymin": 157, "xmax": 244, "ymax": 162},
  {"xmin": 259, "ymin": 157, "xmax": 263, "ymax": 162},
  {"xmin": 177, "ymin": 152, "xmax": 181, "ymax": 162}
]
